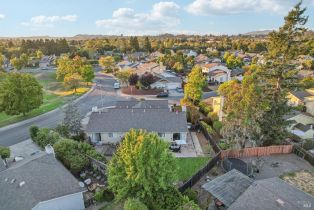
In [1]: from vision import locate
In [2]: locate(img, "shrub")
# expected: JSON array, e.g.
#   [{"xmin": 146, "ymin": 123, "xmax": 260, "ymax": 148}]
[
  {"xmin": 198, "ymin": 101, "xmax": 212, "ymax": 116},
  {"xmin": 29, "ymin": 125, "xmax": 39, "ymax": 140},
  {"xmin": 183, "ymin": 189, "xmax": 198, "ymax": 204},
  {"xmin": 178, "ymin": 196, "xmax": 201, "ymax": 210},
  {"xmin": 53, "ymin": 139, "xmax": 105, "ymax": 174},
  {"xmin": 200, "ymin": 121, "xmax": 215, "ymax": 135},
  {"xmin": 103, "ymin": 189, "xmax": 115, "ymax": 202},
  {"xmin": 124, "ymin": 198, "xmax": 148, "ymax": 210},
  {"xmin": 303, "ymin": 139, "xmax": 314, "ymax": 150},
  {"xmin": 218, "ymin": 140, "xmax": 231, "ymax": 150},
  {"xmin": 0, "ymin": 146, "xmax": 10, "ymax": 159},
  {"xmin": 213, "ymin": 121, "xmax": 223, "ymax": 133},
  {"xmin": 94, "ymin": 190, "xmax": 105, "ymax": 202},
  {"xmin": 55, "ymin": 124, "xmax": 70, "ymax": 138},
  {"xmin": 33, "ymin": 128, "xmax": 61, "ymax": 148},
  {"xmin": 207, "ymin": 112, "xmax": 218, "ymax": 121}
]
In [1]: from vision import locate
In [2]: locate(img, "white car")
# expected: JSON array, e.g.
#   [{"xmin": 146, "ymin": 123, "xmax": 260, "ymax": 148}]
[{"xmin": 114, "ymin": 82, "xmax": 120, "ymax": 89}]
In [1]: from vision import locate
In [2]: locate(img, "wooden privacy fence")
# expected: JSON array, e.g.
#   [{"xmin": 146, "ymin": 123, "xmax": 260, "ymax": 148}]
[
  {"xmin": 220, "ymin": 145, "xmax": 293, "ymax": 159},
  {"xmin": 178, "ymin": 153, "xmax": 221, "ymax": 193}
]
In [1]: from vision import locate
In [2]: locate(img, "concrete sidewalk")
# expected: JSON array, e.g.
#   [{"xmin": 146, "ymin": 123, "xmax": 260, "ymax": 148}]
[{"xmin": 191, "ymin": 132, "xmax": 204, "ymax": 156}]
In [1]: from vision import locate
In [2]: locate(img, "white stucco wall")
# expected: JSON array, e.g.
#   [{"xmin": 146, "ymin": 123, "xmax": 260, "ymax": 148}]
[
  {"xmin": 32, "ymin": 192, "xmax": 85, "ymax": 210},
  {"xmin": 88, "ymin": 132, "xmax": 187, "ymax": 144}
]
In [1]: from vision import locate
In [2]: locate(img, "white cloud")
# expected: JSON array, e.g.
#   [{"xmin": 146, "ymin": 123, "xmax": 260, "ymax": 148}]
[
  {"xmin": 185, "ymin": 0, "xmax": 309, "ymax": 15},
  {"xmin": 96, "ymin": 1, "xmax": 181, "ymax": 35},
  {"xmin": 0, "ymin": 14, "xmax": 5, "ymax": 20},
  {"xmin": 22, "ymin": 15, "xmax": 78, "ymax": 27}
]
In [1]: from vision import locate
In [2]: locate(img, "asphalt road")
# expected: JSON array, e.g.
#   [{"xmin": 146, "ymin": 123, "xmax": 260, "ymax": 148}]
[
  {"xmin": 0, "ymin": 73, "xmax": 127, "ymax": 146},
  {"xmin": 0, "ymin": 70, "xmax": 214, "ymax": 146}
]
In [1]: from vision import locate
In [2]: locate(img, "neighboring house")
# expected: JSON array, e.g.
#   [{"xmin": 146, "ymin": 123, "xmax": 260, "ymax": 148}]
[
  {"xmin": 287, "ymin": 89, "xmax": 314, "ymax": 115},
  {"xmin": 85, "ymin": 100, "xmax": 188, "ymax": 145},
  {"xmin": 39, "ymin": 55, "xmax": 55, "ymax": 69},
  {"xmin": 151, "ymin": 72, "xmax": 182, "ymax": 90},
  {"xmin": 202, "ymin": 91, "xmax": 224, "ymax": 121},
  {"xmin": 0, "ymin": 154, "xmax": 86, "ymax": 210},
  {"xmin": 202, "ymin": 169, "xmax": 314, "ymax": 210},
  {"xmin": 117, "ymin": 60, "xmax": 139, "ymax": 71},
  {"xmin": 185, "ymin": 50, "xmax": 198, "ymax": 57},
  {"xmin": 195, "ymin": 54, "xmax": 210, "ymax": 64},
  {"xmin": 285, "ymin": 112, "xmax": 314, "ymax": 139},
  {"xmin": 135, "ymin": 62, "xmax": 165, "ymax": 75},
  {"xmin": 231, "ymin": 67, "xmax": 245, "ymax": 81},
  {"xmin": 150, "ymin": 51, "xmax": 164, "ymax": 60},
  {"xmin": 203, "ymin": 65, "xmax": 231, "ymax": 84}
]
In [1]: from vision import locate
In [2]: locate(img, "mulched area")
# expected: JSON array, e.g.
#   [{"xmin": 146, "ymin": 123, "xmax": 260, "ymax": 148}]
[
  {"xmin": 121, "ymin": 86, "xmax": 163, "ymax": 95},
  {"xmin": 196, "ymin": 132, "xmax": 214, "ymax": 156}
]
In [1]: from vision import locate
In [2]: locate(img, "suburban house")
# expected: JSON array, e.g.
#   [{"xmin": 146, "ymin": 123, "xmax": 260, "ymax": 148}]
[
  {"xmin": 202, "ymin": 169, "xmax": 314, "ymax": 210},
  {"xmin": 202, "ymin": 91, "xmax": 224, "ymax": 121},
  {"xmin": 151, "ymin": 72, "xmax": 182, "ymax": 90},
  {"xmin": 183, "ymin": 50, "xmax": 198, "ymax": 57},
  {"xmin": 117, "ymin": 60, "xmax": 139, "ymax": 71},
  {"xmin": 195, "ymin": 54, "xmax": 210, "ymax": 64},
  {"xmin": 0, "ymin": 154, "xmax": 86, "ymax": 210},
  {"xmin": 85, "ymin": 100, "xmax": 188, "ymax": 145},
  {"xmin": 39, "ymin": 55, "xmax": 55, "ymax": 69},
  {"xmin": 203, "ymin": 64, "xmax": 231, "ymax": 84},
  {"xmin": 285, "ymin": 112, "xmax": 314, "ymax": 139},
  {"xmin": 287, "ymin": 89, "xmax": 314, "ymax": 115},
  {"xmin": 231, "ymin": 67, "xmax": 245, "ymax": 81},
  {"xmin": 135, "ymin": 62, "xmax": 165, "ymax": 75},
  {"xmin": 150, "ymin": 51, "xmax": 164, "ymax": 60}
]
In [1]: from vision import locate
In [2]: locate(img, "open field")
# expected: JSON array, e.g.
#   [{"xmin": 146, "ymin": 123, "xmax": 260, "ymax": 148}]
[{"xmin": 0, "ymin": 71, "xmax": 92, "ymax": 128}]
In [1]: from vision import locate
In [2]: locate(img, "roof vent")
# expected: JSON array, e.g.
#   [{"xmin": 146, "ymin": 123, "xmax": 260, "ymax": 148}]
[
  {"xmin": 19, "ymin": 181, "xmax": 25, "ymax": 188},
  {"xmin": 10, "ymin": 179, "xmax": 16, "ymax": 184},
  {"xmin": 276, "ymin": 199, "xmax": 285, "ymax": 207},
  {"xmin": 144, "ymin": 109, "xmax": 146, "ymax": 112}
]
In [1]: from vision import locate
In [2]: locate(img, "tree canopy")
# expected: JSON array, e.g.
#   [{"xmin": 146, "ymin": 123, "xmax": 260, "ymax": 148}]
[{"xmin": 0, "ymin": 73, "xmax": 43, "ymax": 116}]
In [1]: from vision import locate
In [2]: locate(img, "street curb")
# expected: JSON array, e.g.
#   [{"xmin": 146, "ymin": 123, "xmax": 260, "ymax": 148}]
[{"xmin": 0, "ymin": 84, "xmax": 96, "ymax": 132}]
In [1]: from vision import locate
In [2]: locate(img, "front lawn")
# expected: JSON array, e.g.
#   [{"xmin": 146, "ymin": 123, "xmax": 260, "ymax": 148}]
[
  {"xmin": 0, "ymin": 71, "xmax": 92, "ymax": 128},
  {"xmin": 175, "ymin": 157, "xmax": 211, "ymax": 182}
]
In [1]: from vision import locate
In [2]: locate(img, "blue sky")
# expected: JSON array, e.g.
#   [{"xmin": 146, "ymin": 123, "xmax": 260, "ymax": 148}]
[{"xmin": 0, "ymin": 0, "xmax": 314, "ymax": 36}]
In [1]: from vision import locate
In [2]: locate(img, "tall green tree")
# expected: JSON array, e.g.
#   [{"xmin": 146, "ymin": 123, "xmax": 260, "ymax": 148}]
[
  {"xmin": 258, "ymin": 1, "xmax": 308, "ymax": 145},
  {"xmin": 184, "ymin": 65, "xmax": 206, "ymax": 104},
  {"xmin": 0, "ymin": 73, "xmax": 43, "ymax": 116},
  {"xmin": 80, "ymin": 64, "xmax": 94, "ymax": 85},
  {"xmin": 143, "ymin": 37, "xmax": 152, "ymax": 52},
  {"xmin": 99, "ymin": 56, "xmax": 115, "ymax": 72},
  {"xmin": 218, "ymin": 73, "xmax": 269, "ymax": 148},
  {"xmin": 63, "ymin": 103, "xmax": 81, "ymax": 135},
  {"xmin": 10, "ymin": 57, "xmax": 23, "ymax": 70},
  {"xmin": 108, "ymin": 129, "xmax": 177, "ymax": 202}
]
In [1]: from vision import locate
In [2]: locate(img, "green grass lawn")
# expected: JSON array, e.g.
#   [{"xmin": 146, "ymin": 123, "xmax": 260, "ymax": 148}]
[
  {"xmin": 0, "ymin": 71, "xmax": 92, "ymax": 128},
  {"xmin": 175, "ymin": 157, "xmax": 211, "ymax": 182},
  {"xmin": 0, "ymin": 92, "xmax": 65, "ymax": 127}
]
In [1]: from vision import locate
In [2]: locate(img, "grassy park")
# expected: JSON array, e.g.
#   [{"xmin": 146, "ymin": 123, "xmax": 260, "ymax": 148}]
[{"xmin": 0, "ymin": 71, "xmax": 92, "ymax": 127}]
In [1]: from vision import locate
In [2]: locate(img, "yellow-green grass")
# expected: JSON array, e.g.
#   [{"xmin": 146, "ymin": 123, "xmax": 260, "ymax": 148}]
[
  {"xmin": 175, "ymin": 157, "xmax": 211, "ymax": 182},
  {"xmin": 0, "ymin": 92, "xmax": 64, "ymax": 127},
  {"xmin": 0, "ymin": 71, "xmax": 92, "ymax": 127}
]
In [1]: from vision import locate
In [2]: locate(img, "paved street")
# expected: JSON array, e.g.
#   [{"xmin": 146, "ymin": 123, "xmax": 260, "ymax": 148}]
[
  {"xmin": 0, "ymin": 73, "xmax": 127, "ymax": 146},
  {"xmin": 0, "ymin": 70, "xmax": 213, "ymax": 147}
]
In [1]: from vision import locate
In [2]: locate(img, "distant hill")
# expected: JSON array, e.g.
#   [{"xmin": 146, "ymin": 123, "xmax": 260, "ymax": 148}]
[{"xmin": 243, "ymin": 30, "xmax": 273, "ymax": 36}]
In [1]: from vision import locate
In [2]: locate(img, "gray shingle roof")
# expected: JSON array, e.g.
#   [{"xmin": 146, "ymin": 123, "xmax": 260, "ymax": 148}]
[
  {"xmin": 291, "ymin": 91, "xmax": 313, "ymax": 101},
  {"xmin": 115, "ymin": 100, "xmax": 169, "ymax": 109},
  {"xmin": 228, "ymin": 177, "xmax": 314, "ymax": 210},
  {"xmin": 294, "ymin": 123, "xmax": 313, "ymax": 132},
  {"xmin": 0, "ymin": 154, "xmax": 85, "ymax": 210},
  {"xmin": 86, "ymin": 108, "xmax": 187, "ymax": 133},
  {"xmin": 202, "ymin": 169, "xmax": 254, "ymax": 207}
]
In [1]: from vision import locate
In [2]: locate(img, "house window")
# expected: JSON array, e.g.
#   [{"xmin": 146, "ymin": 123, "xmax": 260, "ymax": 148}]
[
  {"xmin": 158, "ymin": 133, "xmax": 165, "ymax": 138},
  {"xmin": 108, "ymin": 133, "xmax": 113, "ymax": 138}
]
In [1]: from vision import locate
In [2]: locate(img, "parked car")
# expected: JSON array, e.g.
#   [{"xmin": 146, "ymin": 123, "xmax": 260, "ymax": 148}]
[
  {"xmin": 156, "ymin": 92, "xmax": 168, "ymax": 98},
  {"xmin": 176, "ymin": 87, "xmax": 184, "ymax": 93},
  {"xmin": 113, "ymin": 82, "xmax": 120, "ymax": 89},
  {"xmin": 169, "ymin": 142, "xmax": 181, "ymax": 153}
]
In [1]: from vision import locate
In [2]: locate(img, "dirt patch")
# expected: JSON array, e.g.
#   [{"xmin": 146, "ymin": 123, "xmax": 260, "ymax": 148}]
[
  {"xmin": 196, "ymin": 132, "xmax": 213, "ymax": 156},
  {"xmin": 281, "ymin": 170, "xmax": 314, "ymax": 196},
  {"xmin": 121, "ymin": 86, "xmax": 163, "ymax": 95}
]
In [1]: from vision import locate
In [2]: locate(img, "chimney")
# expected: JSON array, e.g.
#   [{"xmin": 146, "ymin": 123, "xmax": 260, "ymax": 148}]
[
  {"xmin": 19, "ymin": 181, "xmax": 25, "ymax": 188},
  {"xmin": 144, "ymin": 109, "xmax": 146, "ymax": 112}
]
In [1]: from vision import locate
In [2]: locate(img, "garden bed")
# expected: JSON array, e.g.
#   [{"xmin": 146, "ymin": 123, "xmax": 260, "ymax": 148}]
[{"xmin": 121, "ymin": 86, "xmax": 163, "ymax": 95}]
